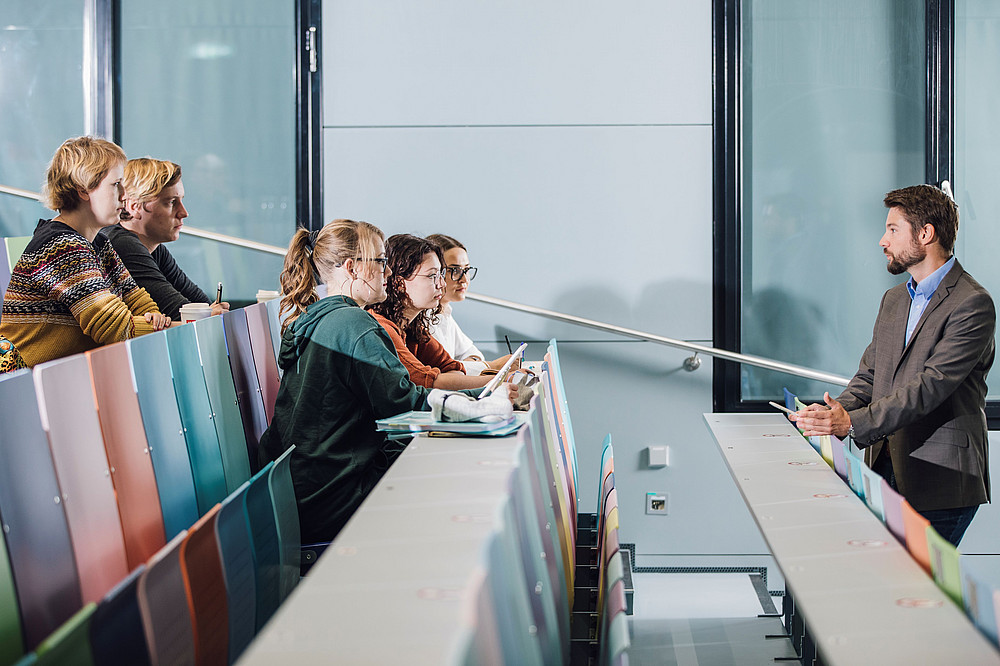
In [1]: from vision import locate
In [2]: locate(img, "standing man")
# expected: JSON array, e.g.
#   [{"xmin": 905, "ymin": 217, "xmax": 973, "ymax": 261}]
[{"xmin": 793, "ymin": 184, "xmax": 995, "ymax": 546}]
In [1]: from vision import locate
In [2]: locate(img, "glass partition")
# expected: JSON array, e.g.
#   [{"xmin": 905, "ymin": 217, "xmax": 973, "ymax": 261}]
[
  {"xmin": 119, "ymin": 1, "xmax": 296, "ymax": 302},
  {"xmin": 956, "ymin": 0, "xmax": 1000, "ymax": 399},
  {"xmin": 740, "ymin": 0, "xmax": 926, "ymax": 400},
  {"xmin": 0, "ymin": 2, "xmax": 87, "ymax": 236}
]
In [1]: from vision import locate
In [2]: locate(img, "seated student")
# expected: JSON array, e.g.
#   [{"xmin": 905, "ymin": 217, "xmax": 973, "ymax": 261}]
[
  {"xmin": 260, "ymin": 220, "xmax": 456, "ymax": 543},
  {"xmin": 0, "ymin": 137, "xmax": 170, "ymax": 367},
  {"xmin": 426, "ymin": 233, "xmax": 513, "ymax": 375},
  {"xmin": 104, "ymin": 157, "xmax": 229, "ymax": 320},
  {"xmin": 368, "ymin": 234, "xmax": 494, "ymax": 390}
]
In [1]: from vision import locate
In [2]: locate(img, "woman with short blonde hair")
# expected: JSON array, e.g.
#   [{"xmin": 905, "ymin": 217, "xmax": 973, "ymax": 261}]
[{"xmin": 0, "ymin": 137, "xmax": 170, "ymax": 367}]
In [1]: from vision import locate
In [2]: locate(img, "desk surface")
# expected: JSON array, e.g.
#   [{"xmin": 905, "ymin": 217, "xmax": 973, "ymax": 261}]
[
  {"xmin": 238, "ymin": 433, "xmax": 524, "ymax": 665},
  {"xmin": 705, "ymin": 412, "xmax": 1000, "ymax": 665}
]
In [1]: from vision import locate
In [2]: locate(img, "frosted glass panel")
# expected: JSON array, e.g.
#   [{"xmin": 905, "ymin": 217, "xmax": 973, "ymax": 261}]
[
  {"xmin": 956, "ymin": 0, "xmax": 1000, "ymax": 400},
  {"xmin": 120, "ymin": 2, "xmax": 295, "ymax": 302},
  {"xmin": 741, "ymin": 1, "xmax": 925, "ymax": 400},
  {"xmin": 0, "ymin": 1, "xmax": 86, "ymax": 236}
]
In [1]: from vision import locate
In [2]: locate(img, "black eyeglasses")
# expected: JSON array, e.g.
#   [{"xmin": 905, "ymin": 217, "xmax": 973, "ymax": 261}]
[
  {"xmin": 356, "ymin": 257, "xmax": 389, "ymax": 270},
  {"xmin": 445, "ymin": 265, "xmax": 478, "ymax": 281}
]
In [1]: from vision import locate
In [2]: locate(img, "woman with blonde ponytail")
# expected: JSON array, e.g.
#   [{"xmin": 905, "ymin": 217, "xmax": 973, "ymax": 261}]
[{"xmin": 260, "ymin": 219, "xmax": 471, "ymax": 543}]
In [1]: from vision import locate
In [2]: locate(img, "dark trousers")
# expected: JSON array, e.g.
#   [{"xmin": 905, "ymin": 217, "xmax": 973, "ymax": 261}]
[{"xmin": 872, "ymin": 452, "xmax": 979, "ymax": 547}]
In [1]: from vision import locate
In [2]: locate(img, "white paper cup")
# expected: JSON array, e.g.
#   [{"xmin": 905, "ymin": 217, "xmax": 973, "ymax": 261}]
[
  {"xmin": 256, "ymin": 290, "xmax": 280, "ymax": 303},
  {"xmin": 179, "ymin": 302, "xmax": 212, "ymax": 323}
]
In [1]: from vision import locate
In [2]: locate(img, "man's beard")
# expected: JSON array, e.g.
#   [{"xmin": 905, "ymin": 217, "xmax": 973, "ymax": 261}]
[{"xmin": 886, "ymin": 242, "xmax": 925, "ymax": 275}]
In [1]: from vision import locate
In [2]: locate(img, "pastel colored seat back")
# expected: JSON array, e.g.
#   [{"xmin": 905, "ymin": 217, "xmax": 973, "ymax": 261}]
[
  {"xmin": 860, "ymin": 465, "xmax": 885, "ymax": 520},
  {"xmin": 843, "ymin": 449, "xmax": 866, "ymax": 499},
  {"xmin": 818, "ymin": 435, "xmax": 834, "ymax": 466},
  {"xmin": 0, "ymin": 522, "xmax": 25, "ymax": 664},
  {"xmin": 268, "ymin": 447, "xmax": 301, "ymax": 603},
  {"xmin": 901, "ymin": 500, "xmax": 932, "ymax": 573},
  {"xmin": 194, "ymin": 316, "xmax": 252, "ymax": 493},
  {"xmin": 881, "ymin": 480, "xmax": 906, "ymax": 543},
  {"xmin": 926, "ymin": 526, "xmax": 963, "ymax": 605},
  {"xmin": 244, "ymin": 303, "xmax": 280, "ymax": 424},
  {"xmin": 222, "ymin": 309, "xmax": 268, "ymax": 473},
  {"xmin": 0, "ymin": 370, "xmax": 81, "ymax": 650},
  {"xmin": 128, "ymin": 333, "xmax": 199, "ymax": 539},
  {"xmin": 245, "ymin": 463, "xmax": 280, "ymax": 631},
  {"xmin": 165, "ymin": 324, "xmax": 229, "ymax": 515},
  {"xmin": 181, "ymin": 505, "xmax": 228, "ymax": 666},
  {"xmin": 33, "ymin": 602, "xmax": 96, "ymax": 666},
  {"xmin": 959, "ymin": 559, "xmax": 1000, "ymax": 645},
  {"xmin": 264, "ymin": 296, "xmax": 283, "ymax": 368},
  {"xmin": 33, "ymin": 356, "xmax": 129, "ymax": 604},
  {"xmin": 782, "ymin": 387, "xmax": 796, "ymax": 410},
  {"xmin": 138, "ymin": 532, "xmax": 194, "ymax": 666},
  {"xmin": 831, "ymin": 435, "xmax": 848, "ymax": 481},
  {"xmin": 87, "ymin": 343, "xmax": 167, "ymax": 569},
  {"xmin": 602, "ymin": 606, "xmax": 631, "ymax": 666},
  {"xmin": 215, "ymin": 482, "xmax": 256, "ymax": 664},
  {"xmin": 89, "ymin": 566, "xmax": 150, "ymax": 666}
]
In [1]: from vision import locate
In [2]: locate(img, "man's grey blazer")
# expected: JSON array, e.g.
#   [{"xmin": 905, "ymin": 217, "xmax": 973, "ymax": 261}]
[{"xmin": 837, "ymin": 259, "xmax": 996, "ymax": 512}]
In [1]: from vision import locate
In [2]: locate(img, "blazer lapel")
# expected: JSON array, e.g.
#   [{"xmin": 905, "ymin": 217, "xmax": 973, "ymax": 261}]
[{"xmin": 894, "ymin": 259, "xmax": 963, "ymax": 375}]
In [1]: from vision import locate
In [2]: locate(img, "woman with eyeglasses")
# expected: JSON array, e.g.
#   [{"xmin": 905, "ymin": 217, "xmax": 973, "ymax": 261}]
[
  {"xmin": 368, "ymin": 234, "xmax": 494, "ymax": 390},
  {"xmin": 426, "ymin": 234, "xmax": 514, "ymax": 375},
  {"xmin": 261, "ymin": 220, "xmax": 462, "ymax": 543}
]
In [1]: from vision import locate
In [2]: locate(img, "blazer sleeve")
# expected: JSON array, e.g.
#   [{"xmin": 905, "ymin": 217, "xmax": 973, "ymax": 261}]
[{"xmin": 848, "ymin": 288, "xmax": 996, "ymax": 443}]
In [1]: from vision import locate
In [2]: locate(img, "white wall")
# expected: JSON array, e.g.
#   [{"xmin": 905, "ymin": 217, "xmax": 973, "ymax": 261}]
[{"xmin": 319, "ymin": 0, "xmax": 779, "ymax": 574}]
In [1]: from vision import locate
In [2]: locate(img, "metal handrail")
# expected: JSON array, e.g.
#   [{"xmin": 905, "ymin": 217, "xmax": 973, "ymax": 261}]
[{"xmin": 1, "ymin": 182, "xmax": 850, "ymax": 386}]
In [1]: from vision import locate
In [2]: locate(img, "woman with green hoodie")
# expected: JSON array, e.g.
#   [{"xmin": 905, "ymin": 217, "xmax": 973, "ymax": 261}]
[{"xmin": 260, "ymin": 219, "xmax": 440, "ymax": 543}]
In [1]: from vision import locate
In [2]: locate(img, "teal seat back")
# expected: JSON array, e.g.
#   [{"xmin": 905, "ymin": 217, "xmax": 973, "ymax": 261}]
[
  {"xmin": 960, "ymin": 558, "xmax": 1000, "ymax": 646},
  {"xmin": 843, "ymin": 449, "xmax": 866, "ymax": 499},
  {"xmin": 127, "ymin": 332, "xmax": 199, "ymax": 539},
  {"xmin": 245, "ymin": 462, "xmax": 280, "ymax": 631},
  {"xmin": 222, "ymin": 309, "xmax": 268, "ymax": 472},
  {"xmin": 33, "ymin": 603, "xmax": 97, "ymax": 666},
  {"xmin": 194, "ymin": 316, "xmax": 252, "ymax": 493},
  {"xmin": 215, "ymin": 481, "xmax": 256, "ymax": 664},
  {"xmin": 0, "ymin": 370, "xmax": 82, "ymax": 650},
  {"xmin": 165, "ymin": 324, "xmax": 228, "ymax": 515},
  {"xmin": 860, "ymin": 464, "xmax": 885, "ymax": 520},
  {"xmin": 268, "ymin": 447, "xmax": 300, "ymax": 602}
]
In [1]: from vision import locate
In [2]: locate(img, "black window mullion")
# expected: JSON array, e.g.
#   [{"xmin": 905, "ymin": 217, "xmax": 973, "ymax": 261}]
[
  {"xmin": 295, "ymin": 0, "xmax": 323, "ymax": 232},
  {"xmin": 926, "ymin": 0, "xmax": 955, "ymax": 188}
]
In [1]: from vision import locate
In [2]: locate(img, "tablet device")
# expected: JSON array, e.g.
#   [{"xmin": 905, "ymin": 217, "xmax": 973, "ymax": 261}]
[{"xmin": 479, "ymin": 342, "xmax": 527, "ymax": 399}]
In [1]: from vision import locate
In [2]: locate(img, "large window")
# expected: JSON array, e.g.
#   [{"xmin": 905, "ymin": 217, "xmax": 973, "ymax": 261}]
[
  {"xmin": 956, "ymin": 0, "xmax": 1000, "ymax": 400},
  {"xmin": 0, "ymin": 2, "xmax": 87, "ymax": 236},
  {"xmin": 119, "ymin": 1, "xmax": 297, "ymax": 301},
  {"xmin": 739, "ymin": 1, "xmax": 926, "ymax": 401}
]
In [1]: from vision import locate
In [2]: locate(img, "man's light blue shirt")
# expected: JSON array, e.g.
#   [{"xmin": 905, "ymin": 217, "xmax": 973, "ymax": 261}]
[{"xmin": 905, "ymin": 255, "xmax": 956, "ymax": 345}]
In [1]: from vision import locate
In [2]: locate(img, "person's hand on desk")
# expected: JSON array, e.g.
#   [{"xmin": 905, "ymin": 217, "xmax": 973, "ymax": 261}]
[
  {"xmin": 144, "ymin": 311, "xmax": 172, "ymax": 331},
  {"xmin": 788, "ymin": 392, "xmax": 852, "ymax": 438},
  {"xmin": 211, "ymin": 301, "xmax": 230, "ymax": 316}
]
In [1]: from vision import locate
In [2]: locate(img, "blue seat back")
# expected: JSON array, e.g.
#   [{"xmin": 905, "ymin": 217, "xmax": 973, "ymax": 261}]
[
  {"xmin": 268, "ymin": 447, "xmax": 301, "ymax": 602},
  {"xmin": 89, "ymin": 565, "xmax": 150, "ymax": 666},
  {"xmin": 138, "ymin": 532, "xmax": 194, "ymax": 666},
  {"xmin": 127, "ymin": 332, "xmax": 199, "ymax": 539}
]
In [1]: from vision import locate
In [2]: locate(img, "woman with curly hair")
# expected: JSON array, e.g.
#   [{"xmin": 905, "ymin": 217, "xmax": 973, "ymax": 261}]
[{"xmin": 368, "ymin": 234, "xmax": 493, "ymax": 390}]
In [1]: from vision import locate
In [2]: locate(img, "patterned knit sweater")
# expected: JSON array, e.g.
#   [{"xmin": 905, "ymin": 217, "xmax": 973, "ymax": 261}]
[{"xmin": 0, "ymin": 219, "xmax": 161, "ymax": 367}]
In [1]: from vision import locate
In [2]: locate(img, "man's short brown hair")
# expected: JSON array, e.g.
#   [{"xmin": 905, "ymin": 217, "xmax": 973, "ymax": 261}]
[{"xmin": 884, "ymin": 184, "xmax": 958, "ymax": 253}]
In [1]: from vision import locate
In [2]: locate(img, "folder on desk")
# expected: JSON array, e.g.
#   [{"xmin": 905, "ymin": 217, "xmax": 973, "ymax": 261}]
[{"xmin": 376, "ymin": 411, "xmax": 525, "ymax": 436}]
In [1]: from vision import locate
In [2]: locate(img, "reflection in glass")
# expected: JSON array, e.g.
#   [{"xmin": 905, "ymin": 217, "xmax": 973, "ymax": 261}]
[
  {"xmin": 741, "ymin": 1, "xmax": 925, "ymax": 401},
  {"xmin": 120, "ymin": 1, "xmax": 295, "ymax": 302},
  {"xmin": 0, "ymin": 2, "xmax": 86, "ymax": 236},
  {"xmin": 956, "ymin": 0, "xmax": 1000, "ymax": 399}
]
